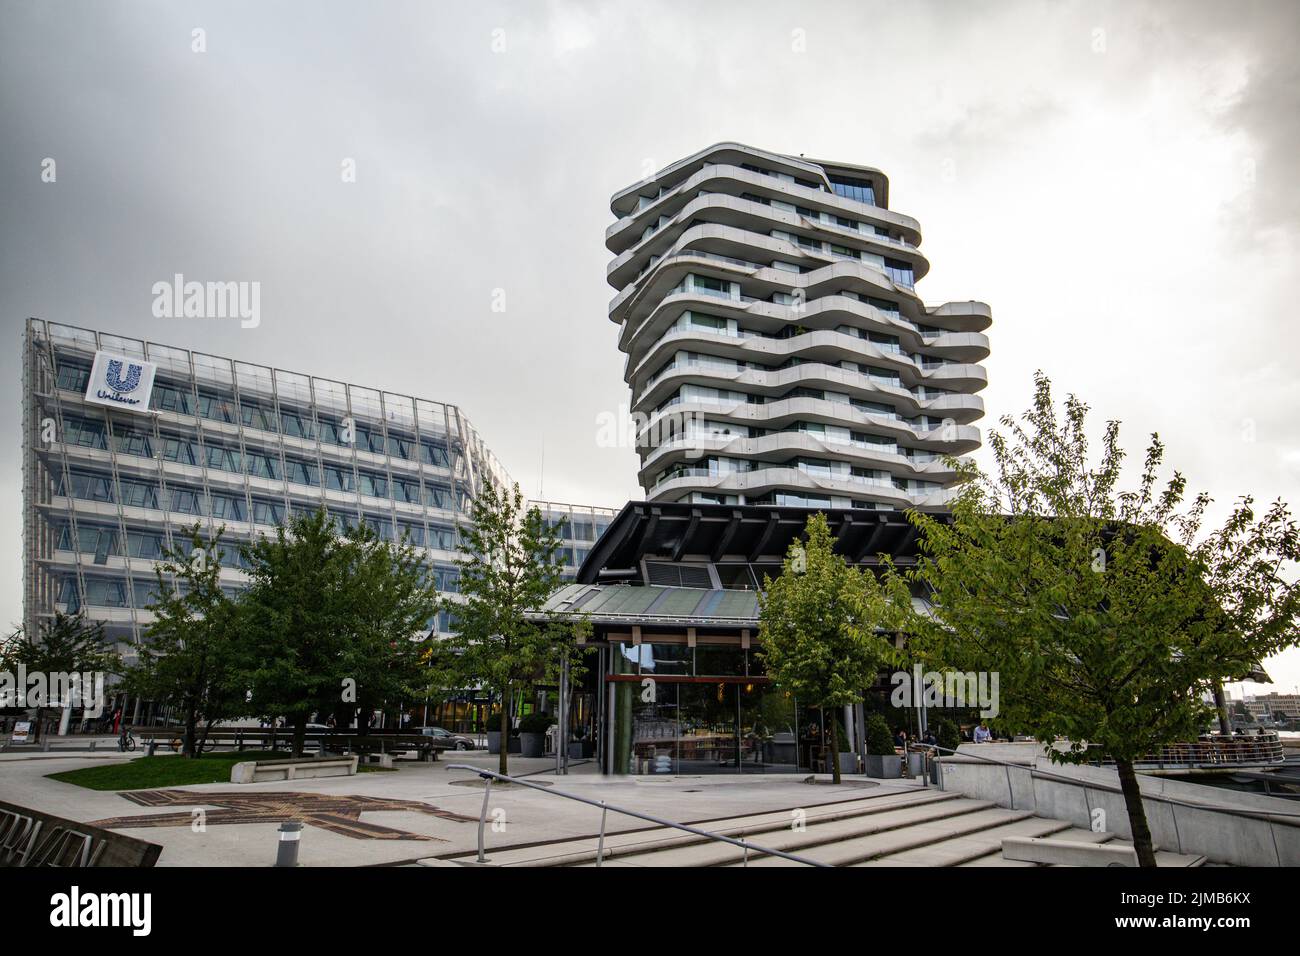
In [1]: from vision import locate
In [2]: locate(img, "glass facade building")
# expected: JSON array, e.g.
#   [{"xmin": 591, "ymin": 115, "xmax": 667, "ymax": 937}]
[
  {"xmin": 20, "ymin": 319, "xmax": 603, "ymax": 661},
  {"xmin": 533, "ymin": 500, "xmax": 619, "ymax": 581},
  {"xmin": 541, "ymin": 500, "xmax": 937, "ymax": 775}
]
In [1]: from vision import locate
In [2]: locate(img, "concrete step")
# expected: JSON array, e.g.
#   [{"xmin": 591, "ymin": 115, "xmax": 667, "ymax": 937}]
[
  {"xmin": 856, "ymin": 815, "xmax": 1077, "ymax": 867},
  {"xmin": 739, "ymin": 805, "xmax": 1036, "ymax": 867},
  {"xmin": 607, "ymin": 797, "xmax": 1002, "ymax": 868},
  {"xmin": 959, "ymin": 826, "xmax": 1115, "ymax": 866},
  {"xmin": 443, "ymin": 785, "xmax": 1210, "ymax": 868},
  {"xmin": 957, "ymin": 826, "xmax": 1205, "ymax": 867},
  {"xmin": 451, "ymin": 788, "xmax": 963, "ymax": 867},
  {"xmin": 1047, "ymin": 843, "xmax": 1205, "ymax": 867}
]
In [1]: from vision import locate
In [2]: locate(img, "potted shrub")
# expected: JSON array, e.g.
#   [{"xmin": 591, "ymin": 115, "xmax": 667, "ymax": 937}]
[
  {"xmin": 518, "ymin": 713, "xmax": 552, "ymax": 758},
  {"xmin": 931, "ymin": 715, "xmax": 961, "ymax": 753},
  {"xmin": 862, "ymin": 713, "xmax": 901, "ymax": 778},
  {"xmin": 487, "ymin": 722, "xmax": 523, "ymax": 754}
]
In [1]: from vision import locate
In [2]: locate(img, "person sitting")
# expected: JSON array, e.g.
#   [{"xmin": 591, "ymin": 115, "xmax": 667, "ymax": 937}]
[
  {"xmin": 972, "ymin": 722, "xmax": 994, "ymax": 743},
  {"xmin": 893, "ymin": 729, "xmax": 908, "ymax": 750}
]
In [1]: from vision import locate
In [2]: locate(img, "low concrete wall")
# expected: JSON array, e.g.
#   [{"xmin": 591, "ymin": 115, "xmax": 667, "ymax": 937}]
[
  {"xmin": 935, "ymin": 748, "xmax": 1300, "ymax": 866},
  {"xmin": 0, "ymin": 799, "xmax": 161, "ymax": 867},
  {"xmin": 230, "ymin": 755, "xmax": 358, "ymax": 784}
]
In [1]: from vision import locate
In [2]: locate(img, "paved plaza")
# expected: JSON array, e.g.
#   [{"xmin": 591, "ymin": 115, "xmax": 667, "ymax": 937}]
[{"xmin": 0, "ymin": 750, "xmax": 917, "ymax": 866}]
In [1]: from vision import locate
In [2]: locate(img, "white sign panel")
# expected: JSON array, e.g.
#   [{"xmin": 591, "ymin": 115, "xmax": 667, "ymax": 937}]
[{"xmin": 84, "ymin": 351, "xmax": 157, "ymax": 412}]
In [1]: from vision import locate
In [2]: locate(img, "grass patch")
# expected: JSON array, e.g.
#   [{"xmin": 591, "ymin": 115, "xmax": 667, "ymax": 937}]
[{"xmin": 46, "ymin": 751, "xmax": 328, "ymax": 791}]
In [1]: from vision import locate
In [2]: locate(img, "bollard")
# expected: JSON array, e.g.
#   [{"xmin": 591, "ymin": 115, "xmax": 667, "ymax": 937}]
[
  {"xmin": 276, "ymin": 822, "xmax": 303, "ymax": 867},
  {"xmin": 143, "ymin": 741, "xmax": 156, "ymax": 757}
]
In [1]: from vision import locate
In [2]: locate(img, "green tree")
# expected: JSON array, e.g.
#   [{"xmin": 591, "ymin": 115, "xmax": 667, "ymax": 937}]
[
  {"xmin": 435, "ymin": 481, "xmax": 584, "ymax": 775},
  {"xmin": 125, "ymin": 525, "xmax": 243, "ymax": 756},
  {"xmin": 343, "ymin": 520, "xmax": 443, "ymax": 730},
  {"xmin": 1, "ymin": 613, "xmax": 119, "ymax": 740},
  {"xmin": 757, "ymin": 513, "xmax": 903, "ymax": 783},
  {"xmin": 238, "ymin": 508, "xmax": 438, "ymax": 757},
  {"xmin": 904, "ymin": 373, "xmax": 1300, "ymax": 866}
]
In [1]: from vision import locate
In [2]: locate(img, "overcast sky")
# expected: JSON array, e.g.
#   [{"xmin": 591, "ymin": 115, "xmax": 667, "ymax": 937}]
[{"xmin": 2, "ymin": 0, "xmax": 1297, "ymax": 695}]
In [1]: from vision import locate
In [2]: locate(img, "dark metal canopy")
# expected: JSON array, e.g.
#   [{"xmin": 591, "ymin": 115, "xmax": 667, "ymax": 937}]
[{"xmin": 576, "ymin": 501, "xmax": 944, "ymax": 584}]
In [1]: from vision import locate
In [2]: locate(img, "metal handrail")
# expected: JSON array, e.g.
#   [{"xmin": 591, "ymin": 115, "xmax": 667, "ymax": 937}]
[
  {"xmin": 925, "ymin": 743, "xmax": 1300, "ymax": 822},
  {"xmin": 445, "ymin": 764, "xmax": 831, "ymax": 867}
]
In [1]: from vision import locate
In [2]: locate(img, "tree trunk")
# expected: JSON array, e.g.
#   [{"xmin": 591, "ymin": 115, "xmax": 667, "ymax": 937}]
[
  {"xmin": 498, "ymin": 684, "xmax": 511, "ymax": 776},
  {"xmin": 184, "ymin": 707, "xmax": 198, "ymax": 758},
  {"xmin": 291, "ymin": 712, "xmax": 307, "ymax": 758},
  {"xmin": 198, "ymin": 717, "xmax": 216, "ymax": 756},
  {"xmin": 828, "ymin": 714, "xmax": 842, "ymax": 785},
  {"xmin": 1115, "ymin": 758, "xmax": 1158, "ymax": 867},
  {"xmin": 1212, "ymin": 682, "xmax": 1232, "ymax": 735}
]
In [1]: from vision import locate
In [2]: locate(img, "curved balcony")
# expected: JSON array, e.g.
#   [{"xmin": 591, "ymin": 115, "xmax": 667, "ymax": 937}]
[
  {"xmin": 610, "ymin": 226, "xmax": 931, "ymax": 328},
  {"xmin": 635, "ymin": 431, "xmax": 961, "ymax": 488},
  {"xmin": 619, "ymin": 283, "xmax": 988, "ymax": 366},
  {"xmin": 640, "ymin": 396, "xmax": 982, "ymax": 452},
  {"xmin": 631, "ymin": 360, "xmax": 985, "ymax": 425},
  {"xmin": 609, "ymin": 233, "xmax": 921, "ymax": 326},
  {"xmin": 609, "ymin": 144, "xmax": 907, "ymax": 226},
  {"xmin": 607, "ymin": 192, "xmax": 930, "ymax": 289},
  {"xmin": 629, "ymin": 329, "xmax": 988, "ymax": 398},
  {"xmin": 648, "ymin": 463, "xmax": 953, "ymax": 512}
]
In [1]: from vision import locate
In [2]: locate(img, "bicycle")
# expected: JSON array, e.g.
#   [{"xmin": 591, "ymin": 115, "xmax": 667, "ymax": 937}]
[{"xmin": 117, "ymin": 726, "xmax": 137, "ymax": 752}]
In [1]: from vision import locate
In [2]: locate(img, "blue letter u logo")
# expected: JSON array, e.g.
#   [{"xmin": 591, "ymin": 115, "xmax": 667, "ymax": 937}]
[{"xmin": 105, "ymin": 360, "xmax": 142, "ymax": 393}]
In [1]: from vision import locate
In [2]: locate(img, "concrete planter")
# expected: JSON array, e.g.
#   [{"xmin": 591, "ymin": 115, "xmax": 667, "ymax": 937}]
[
  {"xmin": 824, "ymin": 752, "xmax": 859, "ymax": 775},
  {"xmin": 864, "ymin": 754, "xmax": 902, "ymax": 779},
  {"xmin": 486, "ymin": 731, "xmax": 522, "ymax": 755},
  {"xmin": 907, "ymin": 752, "xmax": 926, "ymax": 777},
  {"xmin": 519, "ymin": 732, "xmax": 545, "ymax": 758}
]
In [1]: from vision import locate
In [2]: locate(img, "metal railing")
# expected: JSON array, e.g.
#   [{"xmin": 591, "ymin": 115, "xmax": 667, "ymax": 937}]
[
  {"xmin": 1130, "ymin": 733, "xmax": 1285, "ymax": 768},
  {"xmin": 920, "ymin": 742, "xmax": 1300, "ymax": 865},
  {"xmin": 445, "ymin": 764, "xmax": 830, "ymax": 867},
  {"xmin": 924, "ymin": 742, "xmax": 1300, "ymax": 818}
]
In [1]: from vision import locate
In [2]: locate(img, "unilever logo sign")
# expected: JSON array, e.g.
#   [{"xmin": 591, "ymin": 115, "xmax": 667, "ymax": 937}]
[{"xmin": 84, "ymin": 351, "xmax": 157, "ymax": 412}]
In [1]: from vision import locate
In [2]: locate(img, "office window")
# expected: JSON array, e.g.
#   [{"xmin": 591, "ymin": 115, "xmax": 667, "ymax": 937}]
[
  {"xmin": 285, "ymin": 457, "xmax": 319, "ymax": 487},
  {"xmin": 240, "ymin": 400, "xmax": 277, "ymax": 433},
  {"xmin": 252, "ymin": 498, "xmax": 285, "ymax": 526},
  {"xmin": 55, "ymin": 357, "xmax": 92, "ymax": 392},
  {"xmin": 63, "ymin": 417, "xmax": 108, "ymax": 450},
  {"xmin": 828, "ymin": 175, "xmax": 876, "ymax": 205}
]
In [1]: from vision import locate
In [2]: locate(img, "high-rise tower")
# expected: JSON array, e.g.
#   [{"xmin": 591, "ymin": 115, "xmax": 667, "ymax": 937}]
[{"xmin": 606, "ymin": 143, "xmax": 991, "ymax": 511}]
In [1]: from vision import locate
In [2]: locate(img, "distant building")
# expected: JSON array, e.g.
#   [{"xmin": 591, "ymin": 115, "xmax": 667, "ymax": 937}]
[
  {"xmin": 21, "ymin": 319, "xmax": 610, "ymax": 662},
  {"xmin": 1243, "ymin": 693, "xmax": 1300, "ymax": 721}
]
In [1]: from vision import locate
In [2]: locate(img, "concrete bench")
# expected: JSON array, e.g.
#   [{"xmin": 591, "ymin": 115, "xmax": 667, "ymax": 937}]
[
  {"xmin": 230, "ymin": 755, "xmax": 359, "ymax": 784},
  {"xmin": 1002, "ymin": 836, "xmax": 1138, "ymax": 867}
]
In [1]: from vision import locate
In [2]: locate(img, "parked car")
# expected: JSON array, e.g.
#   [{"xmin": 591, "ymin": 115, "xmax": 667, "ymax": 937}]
[{"xmin": 420, "ymin": 726, "xmax": 476, "ymax": 750}]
